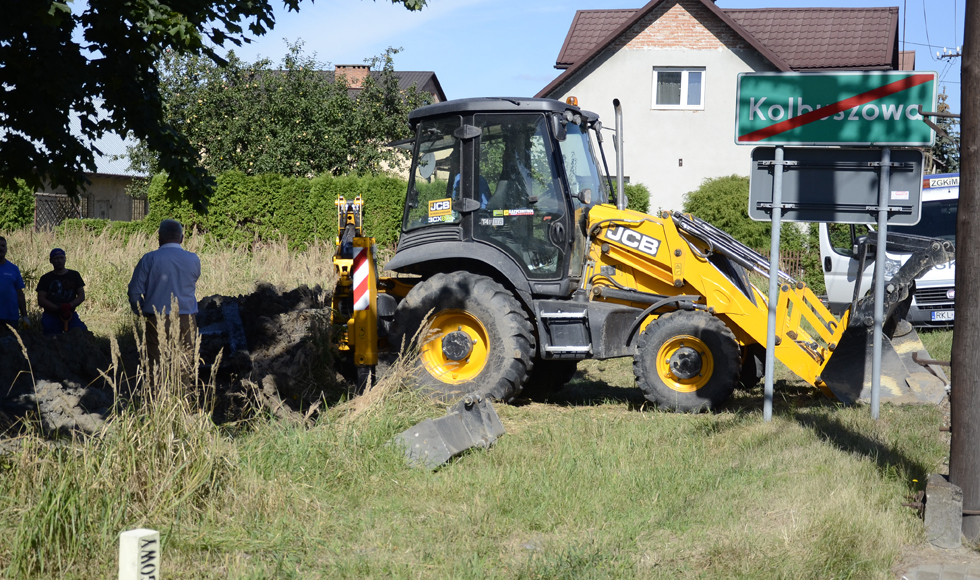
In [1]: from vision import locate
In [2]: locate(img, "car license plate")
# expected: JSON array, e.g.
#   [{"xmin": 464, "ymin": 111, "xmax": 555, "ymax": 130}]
[{"xmin": 932, "ymin": 310, "xmax": 955, "ymax": 322}]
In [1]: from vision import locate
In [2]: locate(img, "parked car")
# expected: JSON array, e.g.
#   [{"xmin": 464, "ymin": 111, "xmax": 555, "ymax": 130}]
[{"xmin": 818, "ymin": 172, "xmax": 957, "ymax": 326}]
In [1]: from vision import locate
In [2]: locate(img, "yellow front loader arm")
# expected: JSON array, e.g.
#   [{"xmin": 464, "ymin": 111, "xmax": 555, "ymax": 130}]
[{"xmin": 584, "ymin": 204, "xmax": 930, "ymax": 403}]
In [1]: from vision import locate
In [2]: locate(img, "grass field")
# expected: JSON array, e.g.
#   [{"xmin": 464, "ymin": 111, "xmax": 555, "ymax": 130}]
[{"xmin": 0, "ymin": 226, "xmax": 958, "ymax": 579}]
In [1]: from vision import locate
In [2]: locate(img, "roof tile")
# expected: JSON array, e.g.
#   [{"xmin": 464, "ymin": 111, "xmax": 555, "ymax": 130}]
[{"xmin": 553, "ymin": 6, "xmax": 899, "ymax": 72}]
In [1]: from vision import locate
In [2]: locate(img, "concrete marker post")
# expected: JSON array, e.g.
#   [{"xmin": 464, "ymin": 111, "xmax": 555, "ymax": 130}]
[{"xmin": 119, "ymin": 528, "xmax": 160, "ymax": 580}]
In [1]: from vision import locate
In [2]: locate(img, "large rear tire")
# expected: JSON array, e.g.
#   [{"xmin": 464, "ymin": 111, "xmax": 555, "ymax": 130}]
[
  {"xmin": 633, "ymin": 310, "xmax": 740, "ymax": 412},
  {"xmin": 389, "ymin": 272, "xmax": 533, "ymax": 402}
]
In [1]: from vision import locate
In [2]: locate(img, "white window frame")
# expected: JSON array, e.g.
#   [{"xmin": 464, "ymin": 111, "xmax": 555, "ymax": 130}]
[{"xmin": 651, "ymin": 67, "xmax": 706, "ymax": 110}]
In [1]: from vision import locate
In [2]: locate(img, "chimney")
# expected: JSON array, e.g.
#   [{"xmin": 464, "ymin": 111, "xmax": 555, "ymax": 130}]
[{"xmin": 335, "ymin": 64, "xmax": 370, "ymax": 89}]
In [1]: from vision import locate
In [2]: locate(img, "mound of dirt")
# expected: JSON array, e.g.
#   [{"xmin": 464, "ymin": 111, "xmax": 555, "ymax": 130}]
[
  {"xmin": 0, "ymin": 328, "xmax": 115, "ymax": 436},
  {"xmin": 0, "ymin": 283, "xmax": 345, "ymax": 438},
  {"xmin": 0, "ymin": 327, "xmax": 112, "ymax": 393},
  {"xmin": 198, "ymin": 283, "xmax": 344, "ymax": 421}
]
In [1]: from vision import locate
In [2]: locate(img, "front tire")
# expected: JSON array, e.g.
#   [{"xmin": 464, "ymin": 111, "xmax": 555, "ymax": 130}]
[
  {"xmin": 633, "ymin": 310, "xmax": 740, "ymax": 412},
  {"xmin": 389, "ymin": 272, "xmax": 533, "ymax": 402}
]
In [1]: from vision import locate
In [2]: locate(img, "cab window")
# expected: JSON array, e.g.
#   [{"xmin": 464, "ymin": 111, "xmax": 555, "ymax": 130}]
[
  {"xmin": 473, "ymin": 113, "xmax": 566, "ymax": 279},
  {"xmin": 403, "ymin": 117, "xmax": 463, "ymax": 232},
  {"xmin": 828, "ymin": 223, "xmax": 869, "ymax": 256}
]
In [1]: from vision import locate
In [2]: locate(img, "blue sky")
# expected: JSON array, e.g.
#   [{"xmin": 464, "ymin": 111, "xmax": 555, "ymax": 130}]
[{"xmin": 227, "ymin": 0, "xmax": 966, "ymax": 113}]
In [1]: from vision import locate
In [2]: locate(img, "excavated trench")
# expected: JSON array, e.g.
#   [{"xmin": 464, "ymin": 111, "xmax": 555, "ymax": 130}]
[{"xmin": 0, "ymin": 283, "xmax": 346, "ymax": 438}]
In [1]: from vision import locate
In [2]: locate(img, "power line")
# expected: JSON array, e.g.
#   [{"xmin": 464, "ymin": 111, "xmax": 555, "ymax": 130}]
[
  {"xmin": 923, "ymin": 0, "xmax": 937, "ymax": 60},
  {"xmin": 902, "ymin": 40, "xmax": 962, "ymax": 50}
]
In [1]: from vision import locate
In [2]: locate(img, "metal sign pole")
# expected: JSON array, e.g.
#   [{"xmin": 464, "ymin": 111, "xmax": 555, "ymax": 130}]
[
  {"xmin": 763, "ymin": 146, "xmax": 786, "ymax": 422},
  {"xmin": 871, "ymin": 146, "xmax": 892, "ymax": 420}
]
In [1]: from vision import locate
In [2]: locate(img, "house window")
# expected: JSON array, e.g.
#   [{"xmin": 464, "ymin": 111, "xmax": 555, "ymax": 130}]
[{"xmin": 652, "ymin": 68, "xmax": 705, "ymax": 110}]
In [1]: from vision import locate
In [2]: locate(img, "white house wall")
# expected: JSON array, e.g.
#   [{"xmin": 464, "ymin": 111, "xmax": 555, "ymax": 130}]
[
  {"xmin": 552, "ymin": 46, "xmax": 776, "ymax": 213},
  {"xmin": 544, "ymin": 0, "xmax": 784, "ymax": 213}
]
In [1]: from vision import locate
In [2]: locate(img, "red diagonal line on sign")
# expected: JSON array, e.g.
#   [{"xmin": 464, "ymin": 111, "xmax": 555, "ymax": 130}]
[{"xmin": 738, "ymin": 74, "xmax": 934, "ymax": 142}]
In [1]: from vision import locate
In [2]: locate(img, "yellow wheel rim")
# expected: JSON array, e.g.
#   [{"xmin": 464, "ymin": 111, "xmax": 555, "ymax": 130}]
[
  {"xmin": 419, "ymin": 309, "xmax": 490, "ymax": 384},
  {"xmin": 656, "ymin": 334, "xmax": 714, "ymax": 393}
]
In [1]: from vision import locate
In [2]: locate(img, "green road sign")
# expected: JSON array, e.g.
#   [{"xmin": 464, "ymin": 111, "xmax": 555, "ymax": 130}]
[{"xmin": 735, "ymin": 72, "xmax": 937, "ymax": 146}]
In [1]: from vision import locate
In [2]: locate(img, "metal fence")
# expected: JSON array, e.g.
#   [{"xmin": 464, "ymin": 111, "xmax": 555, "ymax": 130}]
[
  {"xmin": 753, "ymin": 248, "xmax": 810, "ymax": 281},
  {"xmin": 34, "ymin": 194, "xmax": 82, "ymax": 230}
]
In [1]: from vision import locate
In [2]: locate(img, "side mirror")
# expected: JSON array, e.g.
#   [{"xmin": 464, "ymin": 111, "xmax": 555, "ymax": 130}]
[
  {"xmin": 552, "ymin": 114, "xmax": 567, "ymax": 142},
  {"xmin": 576, "ymin": 188, "xmax": 592, "ymax": 205},
  {"xmin": 417, "ymin": 152, "xmax": 436, "ymax": 179}
]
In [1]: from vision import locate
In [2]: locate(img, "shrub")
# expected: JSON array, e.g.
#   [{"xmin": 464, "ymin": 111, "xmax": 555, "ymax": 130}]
[
  {"xmin": 624, "ymin": 183, "xmax": 651, "ymax": 214},
  {"xmin": 683, "ymin": 175, "xmax": 824, "ymax": 293},
  {"xmin": 58, "ymin": 218, "xmax": 155, "ymax": 242},
  {"xmin": 0, "ymin": 179, "xmax": 35, "ymax": 231}
]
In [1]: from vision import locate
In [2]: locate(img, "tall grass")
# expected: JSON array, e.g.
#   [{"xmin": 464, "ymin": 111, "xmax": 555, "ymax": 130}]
[{"xmin": 3, "ymin": 227, "xmax": 337, "ymax": 336}]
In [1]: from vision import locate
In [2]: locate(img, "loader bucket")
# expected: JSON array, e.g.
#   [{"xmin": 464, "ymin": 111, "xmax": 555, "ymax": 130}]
[
  {"xmin": 820, "ymin": 232, "xmax": 953, "ymax": 405},
  {"xmin": 820, "ymin": 324, "xmax": 948, "ymax": 405}
]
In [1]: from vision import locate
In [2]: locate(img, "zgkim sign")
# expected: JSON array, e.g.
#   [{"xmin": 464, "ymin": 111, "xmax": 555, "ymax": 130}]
[{"xmin": 736, "ymin": 72, "xmax": 937, "ymax": 146}]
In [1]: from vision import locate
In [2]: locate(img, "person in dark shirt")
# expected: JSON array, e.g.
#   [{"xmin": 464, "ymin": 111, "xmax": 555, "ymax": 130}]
[{"xmin": 37, "ymin": 248, "xmax": 87, "ymax": 335}]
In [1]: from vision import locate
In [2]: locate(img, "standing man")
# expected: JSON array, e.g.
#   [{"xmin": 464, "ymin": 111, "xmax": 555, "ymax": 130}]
[
  {"xmin": 37, "ymin": 248, "xmax": 88, "ymax": 334},
  {"xmin": 128, "ymin": 219, "xmax": 201, "ymax": 363},
  {"xmin": 0, "ymin": 236, "xmax": 28, "ymax": 331}
]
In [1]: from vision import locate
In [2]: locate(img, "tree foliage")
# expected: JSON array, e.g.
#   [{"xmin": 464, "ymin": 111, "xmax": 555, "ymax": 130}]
[
  {"xmin": 0, "ymin": 180, "xmax": 35, "ymax": 232},
  {"xmin": 0, "ymin": 0, "xmax": 426, "ymax": 211},
  {"xmin": 130, "ymin": 44, "xmax": 430, "ymax": 181},
  {"xmin": 929, "ymin": 90, "xmax": 960, "ymax": 173}
]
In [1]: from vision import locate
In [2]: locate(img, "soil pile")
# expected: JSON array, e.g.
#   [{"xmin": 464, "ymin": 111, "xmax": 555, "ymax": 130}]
[
  {"xmin": 198, "ymin": 283, "xmax": 344, "ymax": 421},
  {"xmin": 0, "ymin": 328, "xmax": 114, "ymax": 435},
  {"xmin": 0, "ymin": 283, "xmax": 344, "ymax": 437}
]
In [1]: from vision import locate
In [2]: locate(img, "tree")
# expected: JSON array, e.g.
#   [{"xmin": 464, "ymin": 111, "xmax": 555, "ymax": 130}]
[
  {"xmin": 128, "ymin": 44, "xmax": 430, "ymax": 181},
  {"xmin": 0, "ymin": 0, "xmax": 426, "ymax": 210},
  {"xmin": 929, "ymin": 90, "xmax": 961, "ymax": 173},
  {"xmin": 0, "ymin": 180, "xmax": 36, "ymax": 231}
]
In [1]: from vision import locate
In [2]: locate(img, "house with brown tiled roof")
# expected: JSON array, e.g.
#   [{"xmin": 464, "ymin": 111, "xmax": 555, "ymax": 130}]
[
  {"xmin": 333, "ymin": 65, "xmax": 447, "ymax": 103},
  {"xmin": 537, "ymin": 0, "xmax": 915, "ymax": 212}
]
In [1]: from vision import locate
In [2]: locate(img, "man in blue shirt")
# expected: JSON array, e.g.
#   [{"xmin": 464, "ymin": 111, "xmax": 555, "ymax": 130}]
[
  {"xmin": 128, "ymin": 219, "xmax": 201, "ymax": 365},
  {"xmin": 0, "ymin": 236, "xmax": 28, "ymax": 332},
  {"xmin": 452, "ymin": 173, "xmax": 491, "ymax": 208}
]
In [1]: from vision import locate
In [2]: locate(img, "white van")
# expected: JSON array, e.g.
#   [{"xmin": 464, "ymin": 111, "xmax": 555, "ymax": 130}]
[{"xmin": 818, "ymin": 173, "xmax": 957, "ymax": 326}]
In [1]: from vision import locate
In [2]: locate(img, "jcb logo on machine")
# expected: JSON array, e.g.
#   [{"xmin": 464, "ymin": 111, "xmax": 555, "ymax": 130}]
[
  {"xmin": 428, "ymin": 198, "xmax": 453, "ymax": 217},
  {"xmin": 604, "ymin": 226, "xmax": 661, "ymax": 257}
]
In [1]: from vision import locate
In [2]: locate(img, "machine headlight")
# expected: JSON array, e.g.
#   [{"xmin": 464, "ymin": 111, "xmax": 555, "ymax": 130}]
[{"xmin": 883, "ymin": 257, "xmax": 902, "ymax": 279}]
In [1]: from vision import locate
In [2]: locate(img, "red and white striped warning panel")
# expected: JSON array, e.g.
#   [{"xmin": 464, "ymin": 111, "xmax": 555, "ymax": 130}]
[{"xmin": 352, "ymin": 247, "xmax": 370, "ymax": 311}]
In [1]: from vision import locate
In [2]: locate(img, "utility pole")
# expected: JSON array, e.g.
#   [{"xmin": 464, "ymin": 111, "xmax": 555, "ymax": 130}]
[{"xmin": 949, "ymin": 0, "xmax": 980, "ymax": 543}]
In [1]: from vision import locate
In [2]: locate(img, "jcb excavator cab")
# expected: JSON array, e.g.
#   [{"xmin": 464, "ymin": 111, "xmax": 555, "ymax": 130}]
[
  {"xmin": 385, "ymin": 98, "xmax": 612, "ymax": 401},
  {"xmin": 390, "ymin": 98, "xmax": 610, "ymax": 300}
]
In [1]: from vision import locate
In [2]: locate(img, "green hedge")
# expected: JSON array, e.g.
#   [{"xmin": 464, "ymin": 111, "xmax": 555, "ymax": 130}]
[
  {"xmin": 0, "ymin": 179, "xmax": 35, "ymax": 231},
  {"xmin": 132, "ymin": 172, "xmax": 653, "ymax": 252},
  {"xmin": 58, "ymin": 218, "xmax": 156, "ymax": 240},
  {"xmin": 146, "ymin": 171, "xmax": 408, "ymax": 249}
]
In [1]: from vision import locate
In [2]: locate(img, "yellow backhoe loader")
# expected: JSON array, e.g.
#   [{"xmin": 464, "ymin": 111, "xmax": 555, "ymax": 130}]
[{"xmin": 332, "ymin": 97, "xmax": 952, "ymax": 411}]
